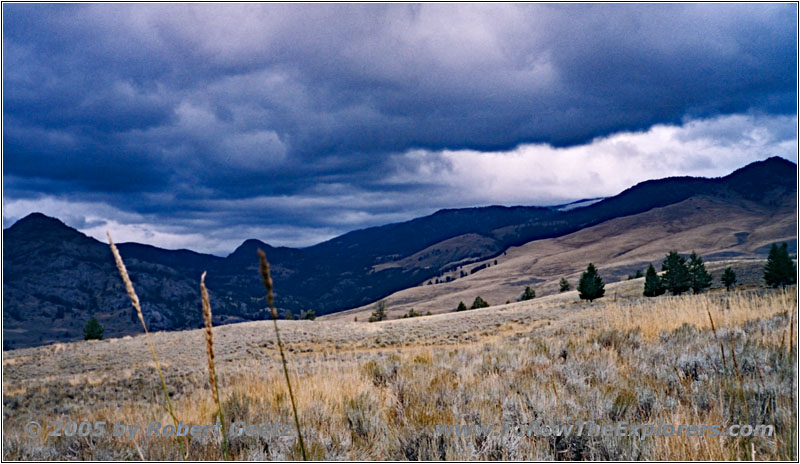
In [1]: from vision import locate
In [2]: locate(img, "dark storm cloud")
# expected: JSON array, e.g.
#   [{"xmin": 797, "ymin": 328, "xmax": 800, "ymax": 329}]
[{"xmin": 2, "ymin": 3, "xmax": 797, "ymax": 251}]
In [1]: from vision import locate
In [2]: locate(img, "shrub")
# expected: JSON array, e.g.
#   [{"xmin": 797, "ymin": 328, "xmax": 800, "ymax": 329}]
[
  {"xmin": 300, "ymin": 309, "xmax": 316, "ymax": 320},
  {"xmin": 400, "ymin": 308, "xmax": 423, "ymax": 319}
]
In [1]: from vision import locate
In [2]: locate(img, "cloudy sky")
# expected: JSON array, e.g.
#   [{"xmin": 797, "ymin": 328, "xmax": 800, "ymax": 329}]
[{"xmin": 3, "ymin": 4, "xmax": 797, "ymax": 255}]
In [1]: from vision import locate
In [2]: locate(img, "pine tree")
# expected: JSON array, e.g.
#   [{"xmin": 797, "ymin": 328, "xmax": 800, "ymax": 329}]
[
  {"xmin": 83, "ymin": 317, "xmax": 104, "ymax": 340},
  {"xmin": 559, "ymin": 278, "xmax": 571, "ymax": 293},
  {"xmin": 456, "ymin": 301, "xmax": 468, "ymax": 312},
  {"xmin": 721, "ymin": 267, "xmax": 737, "ymax": 291},
  {"xmin": 577, "ymin": 263, "xmax": 605, "ymax": 302},
  {"xmin": 764, "ymin": 242, "xmax": 797, "ymax": 288},
  {"xmin": 470, "ymin": 296, "xmax": 490, "ymax": 309},
  {"xmin": 643, "ymin": 263, "xmax": 665, "ymax": 297},
  {"xmin": 661, "ymin": 251, "xmax": 691, "ymax": 295},
  {"xmin": 628, "ymin": 270, "xmax": 644, "ymax": 280},
  {"xmin": 368, "ymin": 300, "xmax": 388, "ymax": 322},
  {"xmin": 283, "ymin": 309, "xmax": 295, "ymax": 320},
  {"xmin": 519, "ymin": 286, "xmax": 536, "ymax": 301},
  {"xmin": 688, "ymin": 251, "xmax": 712, "ymax": 294},
  {"xmin": 301, "ymin": 309, "xmax": 316, "ymax": 320}
]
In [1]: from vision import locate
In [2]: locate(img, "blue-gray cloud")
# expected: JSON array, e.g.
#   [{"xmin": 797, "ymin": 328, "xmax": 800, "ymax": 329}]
[{"xmin": 2, "ymin": 4, "xmax": 797, "ymax": 252}]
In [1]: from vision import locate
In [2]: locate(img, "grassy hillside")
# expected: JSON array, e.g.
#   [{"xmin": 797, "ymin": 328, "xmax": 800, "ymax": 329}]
[
  {"xmin": 328, "ymin": 194, "xmax": 795, "ymax": 320},
  {"xmin": 3, "ymin": 284, "xmax": 796, "ymax": 460}
]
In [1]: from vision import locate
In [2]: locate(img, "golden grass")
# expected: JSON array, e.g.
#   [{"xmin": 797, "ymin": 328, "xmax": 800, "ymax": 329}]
[
  {"xmin": 200, "ymin": 271, "xmax": 230, "ymax": 460},
  {"xmin": 258, "ymin": 249, "xmax": 308, "ymax": 460},
  {"xmin": 108, "ymin": 233, "xmax": 188, "ymax": 459},
  {"xmin": 601, "ymin": 289, "xmax": 796, "ymax": 340},
  {"xmin": 2, "ymin": 266, "xmax": 795, "ymax": 460}
]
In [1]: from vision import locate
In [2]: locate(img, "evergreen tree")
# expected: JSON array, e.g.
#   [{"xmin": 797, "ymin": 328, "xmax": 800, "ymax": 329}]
[
  {"xmin": 401, "ymin": 308, "xmax": 422, "ymax": 319},
  {"xmin": 721, "ymin": 267, "xmax": 737, "ymax": 291},
  {"xmin": 688, "ymin": 251, "xmax": 712, "ymax": 293},
  {"xmin": 643, "ymin": 263, "xmax": 665, "ymax": 297},
  {"xmin": 470, "ymin": 296, "xmax": 490, "ymax": 309},
  {"xmin": 283, "ymin": 309, "xmax": 295, "ymax": 320},
  {"xmin": 83, "ymin": 317, "xmax": 104, "ymax": 340},
  {"xmin": 661, "ymin": 251, "xmax": 691, "ymax": 295},
  {"xmin": 559, "ymin": 278, "xmax": 571, "ymax": 293},
  {"xmin": 577, "ymin": 263, "xmax": 605, "ymax": 302},
  {"xmin": 628, "ymin": 270, "xmax": 644, "ymax": 280},
  {"xmin": 764, "ymin": 242, "xmax": 797, "ymax": 288},
  {"xmin": 301, "ymin": 309, "xmax": 316, "ymax": 320},
  {"xmin": 368, "ymin": 300, "xmax": 388, "ymax": 322},
  {"xmin": 456, "ymin": 301, "xmax": 468, "ymax": 312},
  {"xmin": 519, "ymin": 286, "xmax": 536, "ymax": 301}
]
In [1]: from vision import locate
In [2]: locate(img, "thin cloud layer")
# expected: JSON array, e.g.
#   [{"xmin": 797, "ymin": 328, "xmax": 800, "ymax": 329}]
[{"xmin": 2, "ymin": 4, "xmax": 797, "ymax": 253}]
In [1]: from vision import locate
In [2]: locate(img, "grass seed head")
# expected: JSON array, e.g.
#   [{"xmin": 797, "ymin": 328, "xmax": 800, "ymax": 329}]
[{"xmin": 258, "ymin": 249, "xmax": 277, "ymax": 318}]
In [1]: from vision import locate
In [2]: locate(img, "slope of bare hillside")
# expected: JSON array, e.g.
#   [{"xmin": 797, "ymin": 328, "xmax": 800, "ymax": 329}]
[{"xmin": 325, "ymin": 194, "xmax": 795, "ymax": 320}]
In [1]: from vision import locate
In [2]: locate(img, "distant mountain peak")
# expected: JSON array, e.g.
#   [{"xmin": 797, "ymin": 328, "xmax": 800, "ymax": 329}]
[
  {"xmin": 228, "ymin": 238, "xmax": 272, "ymax": 259},
  {"xmin": 6, "ymin": 212, "xmax": 73, "ymax": 233},
  {"xmin": 737, "ymin": 155, "xmax": 794, "ymax": 172},
  {"xmin": 719, "ymin": 156, "xmax": 796, "ymax": 200},
  {"xmin": 720, "ymin": 156, "xmax": 795, "ymax": 180},
  {"xmin": 762, "ymin": 155, "xmax": 794, "ymax": 165}
]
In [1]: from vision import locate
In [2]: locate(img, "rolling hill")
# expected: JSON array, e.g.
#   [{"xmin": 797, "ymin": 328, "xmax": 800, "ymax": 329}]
[
  {"xmin": 3, "ymin": 156, "xmax": 796, "ymax": 348},
  {"xmin": 327, "ymin": 192, "xmax": 796, "ymax": 321}
]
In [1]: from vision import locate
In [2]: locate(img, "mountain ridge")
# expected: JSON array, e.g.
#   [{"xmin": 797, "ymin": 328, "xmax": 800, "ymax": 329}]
[{"xmin": 3, "ymin": 156, "xmax": 796, "ymax": 348}]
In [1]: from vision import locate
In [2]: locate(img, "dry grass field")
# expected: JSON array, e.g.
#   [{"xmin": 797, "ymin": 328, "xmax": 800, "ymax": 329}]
[{"xmin": 2, "ymin": 275, "xmax": 796, "ymax": 460}]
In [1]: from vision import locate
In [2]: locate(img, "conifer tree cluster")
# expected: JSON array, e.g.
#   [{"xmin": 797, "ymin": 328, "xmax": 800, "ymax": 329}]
[{"xmin": 643, "ymin": 250, "xmax": 712, "ymax": 297}]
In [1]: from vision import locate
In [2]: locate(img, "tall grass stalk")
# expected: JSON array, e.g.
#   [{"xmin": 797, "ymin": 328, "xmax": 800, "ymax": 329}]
[
  {"xmin": 729, "ymin": 335, "xmax": 749, "ymax": 419},
  {"xmin": 108, "ymin": 233, "xmax": 187, "ymax": 460},
  {"xmin": 706, "ymin": 308, "xmax": 728, "ymax": 373},
  {"xmin": 201, "ymin": 272, "xmax": 230, "ymax": 460},
  {"xmin": 258, "ymin": 249, "xmax": 308, "ymax": 460}
]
